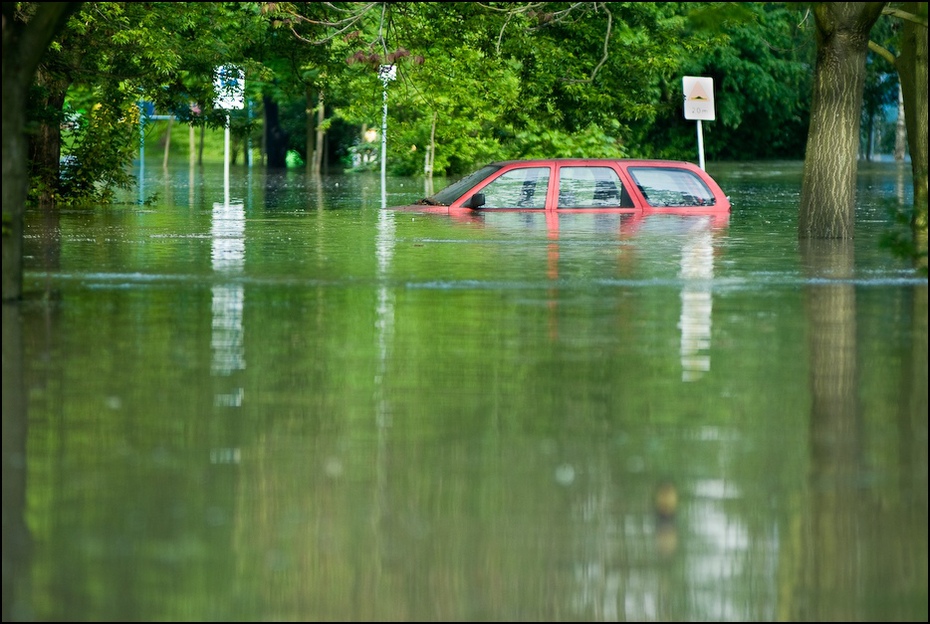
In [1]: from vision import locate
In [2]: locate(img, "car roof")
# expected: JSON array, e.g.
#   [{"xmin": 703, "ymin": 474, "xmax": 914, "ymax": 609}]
[{"xmin": 487, "ymin": 158, "xmax": 700, "ymax": 167}]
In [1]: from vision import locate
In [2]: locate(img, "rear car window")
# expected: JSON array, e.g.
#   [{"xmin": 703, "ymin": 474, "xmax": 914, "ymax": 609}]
[
  {"xmin": 557, "ymin": 167, "xmax": 633, "ymax": 208},
  {"xmin": 628, "ymin": 167, "xmax": 716, "ymax": 207}
]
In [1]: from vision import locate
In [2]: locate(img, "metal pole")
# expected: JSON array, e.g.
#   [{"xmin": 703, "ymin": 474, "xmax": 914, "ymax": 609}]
[
  {"xmin": 381, "ymin": 80, "xmax": 388, "ymax": 207},
  {"xmin": 378, "ymin": 65, "xmax": 396, "ymax": 209},
  {"xmin": 696, "ymin": 120, "xmax": 705, "ymax": 171},
  {"xmin": 139, "ymin": 102, "xmax": 146, "ymax": 204},
  {"xmin": 224, "ymin": 114, "xmax": 231, "ymax": 207}
]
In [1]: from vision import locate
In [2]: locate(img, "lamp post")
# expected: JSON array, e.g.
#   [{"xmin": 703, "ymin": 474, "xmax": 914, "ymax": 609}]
[{"xmin": 378, "ymin": 64, "xmax": 396, "ymax": 207}]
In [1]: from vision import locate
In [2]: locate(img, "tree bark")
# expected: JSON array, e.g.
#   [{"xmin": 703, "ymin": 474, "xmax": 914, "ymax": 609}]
[
  {"xmin": 28, "ymin": 66, "xmax": 70, "ymax": 207},
  {"xmin": 895, "ymin": 2, "xmax": 928, "ymax": 264},
  {"xmin": 2, "ymin": 2, "xmax": 83, "ymax": 302},
  {"xmin": 799, "ymin": 2, "xmax": 886, "ymax": 240}
]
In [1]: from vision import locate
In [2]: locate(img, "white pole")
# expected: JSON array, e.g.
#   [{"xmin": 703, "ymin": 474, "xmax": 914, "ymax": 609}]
[
  {"xmin": 696, "ymin": 120, "xmax": 706, "ymax": 171},
  {"xmin": 378, "ymin": 65, "xmax": 396, "ymax": 209},
  {"xmin": 224, "ymin": 114, "xmax": 231, "ymax": 207},
  {"xmin": 380, "ymin": 80, "xmax": 388, "ymax": 207},
  {"xmin": 139, "ymin": 104, "xmax": 145, "ymax": 204}
]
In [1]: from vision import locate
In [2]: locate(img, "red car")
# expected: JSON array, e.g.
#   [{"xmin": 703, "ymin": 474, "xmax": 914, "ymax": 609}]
[{"xmin": 390, "ymin": 158, "xmax": 731, "ymax": 215}]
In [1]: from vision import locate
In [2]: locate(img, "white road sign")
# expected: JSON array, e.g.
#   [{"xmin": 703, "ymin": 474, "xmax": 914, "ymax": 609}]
[
  {"xmin": 683, "ymin": 76, "xmax": 715, "ymax": 121},
  {"xmin": 215, "ymin": 65, "xmax": 245, "ymax": 110}
]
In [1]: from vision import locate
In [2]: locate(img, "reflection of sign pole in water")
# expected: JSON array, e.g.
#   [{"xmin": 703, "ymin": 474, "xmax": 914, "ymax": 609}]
[
  {"xmin": 379, "ymin": 64, "xmax": 396, "ymax": 208},
  {"xmin": 215, "ymin": 65, "xmax": 245, "ymax": 206},
  {"xmin": 682, "ymin": 76, "xmax": 715, "ymax": 171},
  {"xmin": 679, "ymin": 218, "xmax": 714, "ymax": 381}
]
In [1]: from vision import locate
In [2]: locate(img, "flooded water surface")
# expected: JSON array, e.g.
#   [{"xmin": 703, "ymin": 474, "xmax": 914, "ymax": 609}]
[{"xmin": 5, "ymin": 160, "xmax": 927, "ymax": 621}]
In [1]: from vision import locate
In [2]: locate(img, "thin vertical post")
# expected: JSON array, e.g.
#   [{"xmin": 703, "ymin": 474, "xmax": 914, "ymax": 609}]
[
  {"xmin": 381, "ymin": 80, "xmax": 388, "ymax": 207},
  {"xmin": 224, "ymin": 114, "xmax": 231, "ymax": 207},
  {"xmin": 696, "ymin": 120, "xmax": 706, "ymax": 171},
  {"xmin": 378, "ymin": 65, "xmax": 396, "ymax": 208}
]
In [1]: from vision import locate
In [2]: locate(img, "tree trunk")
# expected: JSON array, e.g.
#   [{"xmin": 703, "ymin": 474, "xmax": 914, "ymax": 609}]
[
  {"xmin": 314, "ymin": 90, "xmax": 325, "ymax": 174},
  {"xmin": 28, "ymin": 67, "xmax": 70, "ymax": 207},
  {"xmin": 894, "ymin": 83, "xmax": 907, "ymax": 162},
  {"xmin": 189, "ymin": 123, "xmax": 196, "ymax": 168},
  {"xmin": 305, "ymin": 85, "xmax": 314, "ymax": 174},
  {"xmin": 263, "ymin": 95, "xmax": 289, "ymax": 169},
  {"xmin": 162, "ymin": 116, "xmax": 173, "ymax": 169},
  {"xmin": 895, "ymin": 2, "xmax": 928, "ymax": 264},
  {"xmin": 306, "ymin": 87, "xmax": 325, "ymax": 175},
  {"xmin": 425, "ymin": 111, "xmax": 437, "ymax": 178},
  {"xmin": 2, "ymin": 3, "xmax": 83, "ymax": 302},
  {"xmin": 799, "ymin": 2, "xmax": 886, "ymax": 240}
]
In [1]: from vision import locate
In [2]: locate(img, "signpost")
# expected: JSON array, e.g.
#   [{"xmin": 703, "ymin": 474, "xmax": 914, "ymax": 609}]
[
  {"xmin": 378, "ymin": 64, "xmax": 397, "ymax": 208},
  {"xmin": 682, "ymin": 76, "xmax": 715, "ymax": 171},
  {"xmin": 215, "ymin": 65, "xmax": 245, "ymax": 204}
]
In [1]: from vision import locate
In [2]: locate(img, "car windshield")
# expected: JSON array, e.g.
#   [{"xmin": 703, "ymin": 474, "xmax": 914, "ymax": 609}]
[{"xmin": 425, "ymin": 165, "xmax": 502, "ymax": 206}]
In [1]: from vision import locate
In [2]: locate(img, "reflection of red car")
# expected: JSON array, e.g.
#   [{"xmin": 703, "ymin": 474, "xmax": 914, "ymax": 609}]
[{"xmin": 388, "ymin": 158, "xmax": 731, "ymax": 215}]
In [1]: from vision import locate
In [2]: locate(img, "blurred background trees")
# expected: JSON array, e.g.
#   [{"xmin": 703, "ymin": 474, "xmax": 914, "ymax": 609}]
[{"xmin": 17, "ymin": 2, "xmax": 917, "ymax": 191}]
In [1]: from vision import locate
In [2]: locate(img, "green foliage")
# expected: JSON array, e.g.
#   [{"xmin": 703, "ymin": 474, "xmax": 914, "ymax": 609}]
[
  {"xmin": 644, "ymin": 2, "xmax": 815, "ymax": 160},
  {"xmin": 33, "ymin": 2, "xmax": 271, "ymax": 204},
  {"xmin": 57, "ymin": 99, "xmax": 138, "ymax": 204},
  {"xmin": 881, "ymin": 202, "xmax": 929, "ymax": 275},
  {"xmin": 321, "ymin": 2, "xmax": 714, "ymax": 173},
  {"xmin": 35, "ymin": 2, "xmax": 887, "ymax": 187},
  {"xmin": 512, "ymin": 120, "xmax": 628, "ymax": 160}
]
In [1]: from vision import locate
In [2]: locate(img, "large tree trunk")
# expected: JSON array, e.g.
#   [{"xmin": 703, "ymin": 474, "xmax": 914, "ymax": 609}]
[
  {"xmin": 799, "ymin": 2, "xmax": 886, "ymax": 240},
  {"xmin": 895, "ymin": 2, "xmax": 928, "ymax": 265},
  {"xmin": 28, "ymin": 67, "xmax": 70, "ymax": 207},
  {"xmin": 2, "ymin": 3, "xmax": 83, "ymax": 302}
]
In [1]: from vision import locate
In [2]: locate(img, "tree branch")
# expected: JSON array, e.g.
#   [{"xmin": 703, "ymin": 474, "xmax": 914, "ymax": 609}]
[
  {"xmin": 882, "ymin": 6, "xmax": 928, "ymax": 28},
  {"xmin": 868, "ymin": 40, "xmax": 898, "ymax": 66}
]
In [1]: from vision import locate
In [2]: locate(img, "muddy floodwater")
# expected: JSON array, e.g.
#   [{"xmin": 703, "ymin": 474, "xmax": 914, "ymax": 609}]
[{"xmin": 4, "ymin": 159, "xmax": 927, "ymax": 621}]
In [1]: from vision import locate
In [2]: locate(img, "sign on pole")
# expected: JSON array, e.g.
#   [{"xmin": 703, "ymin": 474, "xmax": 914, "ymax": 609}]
[
  {"xmin": 214, "ymin": 65, "xmax": 245, "ymax": 203},
  {"xmin": 683, "ymin": 76, "xmax": 715, "ymax": 121},
  {"xmin": 683, "ymin": 76, "xmax": 715, "ymax": 170},
  {"xmin": 214, "ymin": 65, "xmax": 245, "ymax": 110}
]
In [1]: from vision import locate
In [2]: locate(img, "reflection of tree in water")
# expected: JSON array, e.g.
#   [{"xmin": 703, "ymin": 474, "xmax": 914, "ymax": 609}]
[
  {"xmin": 796, "ymin": 240, "xmax": 861, "ymax": 620},
  {"xmin": 2, "ymin": 304, "xmax": 33, "ymax": 622}
]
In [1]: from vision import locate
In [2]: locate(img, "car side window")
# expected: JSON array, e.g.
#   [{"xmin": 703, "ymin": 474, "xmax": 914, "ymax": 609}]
[
  {"xmin": 628, "ymin": 167, "xmax": 716, "ymax": 207},
  {"xmin": 479, "ymin": 167, "xmax": 550, "ymax": 209},
  {"xmin": 557, "ymin": 167, "xmax": 631, "ymax": 208}
]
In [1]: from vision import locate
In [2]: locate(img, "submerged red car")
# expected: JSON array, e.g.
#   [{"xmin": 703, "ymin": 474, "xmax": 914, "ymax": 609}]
[{"xmin": 389, "ymin": 158, "xmax": 731, "ymax": 215}]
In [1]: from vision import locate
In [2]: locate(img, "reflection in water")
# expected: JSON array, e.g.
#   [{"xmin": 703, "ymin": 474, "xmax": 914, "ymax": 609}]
[
  {"xmin": 2, "ymin": 304, "xmax": 33, "ymax": 622},
  {"xmin": 654, "ymin": 480, "xmax": 679, "ymax": 559},
  {"xmin": 211, "ymin": 199, "xmax": 246, "ymax": 405},
  {"xmin": 679, "ymin": 218, "xmax": 714, "ymax": 381},
  {"xmin": 16, "ymin": 163, "xmax": 927, "ymax": 621},
  {"xmin": 374, "ymin": 205, "xmax": 396, "ymax": 560},
  {"xmin": 797, "ymin": 240, "xmax": 861, "ymax": 620}
]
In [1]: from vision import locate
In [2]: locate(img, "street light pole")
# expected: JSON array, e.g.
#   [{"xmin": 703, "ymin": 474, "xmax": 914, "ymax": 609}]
[{"xmin": 378, "ymin": 64, "xmax": 396, "ymax": 207}]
